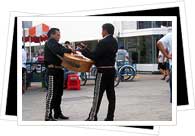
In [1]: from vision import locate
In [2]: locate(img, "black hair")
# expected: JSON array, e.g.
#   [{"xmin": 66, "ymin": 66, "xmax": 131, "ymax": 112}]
[
  {"xmin": 22, "ymin": 45, "xmax": 25, "ymax": 49},
  {"xmin": 65, "ymin": 41, "xmax": 70, "ymax": 44},
  {"xmin": 119, "ymin": 46, "xmax": 124, "ymax": 49},
  {"xmin": 102, "ymin": 23, "xmax": 114, "ymax": 35},
  {"xmin": 47, "ymin": 28, "xmax": 60, "ymax": 38}
]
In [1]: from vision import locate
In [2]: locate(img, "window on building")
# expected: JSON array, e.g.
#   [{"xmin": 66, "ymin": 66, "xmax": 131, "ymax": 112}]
[
  {"xmin": 137, "ymin": 21, "xmax": 172, "ymax": 29},
  {"xmin": 122, "ymin": 34, "xmax": 164, "ymax": 64},
  {"xmin": 137, "ymin": 21, "xmax": 152, "ymax": 29}
]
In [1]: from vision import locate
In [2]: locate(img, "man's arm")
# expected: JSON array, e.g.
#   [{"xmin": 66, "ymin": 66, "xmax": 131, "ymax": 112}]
[
  {"xmin": 47, "ymin": 39, "xmax": 72, "ymax": 56},
  {"xmin": 157, "ymin": 41, "xmax": 172, "ymax": 59},
  {"xmin": 81, "ymin": 40, "xmax": 108, "ymax": 61},
  {"xmin": 81, "ymin": 47, "xmax": 94, "ymax": 60}
]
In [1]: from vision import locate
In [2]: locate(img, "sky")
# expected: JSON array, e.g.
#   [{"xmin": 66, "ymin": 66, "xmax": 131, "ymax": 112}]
[{"xmin": 33, "ymin": 21, "xmax": 116, "ymax": 43}]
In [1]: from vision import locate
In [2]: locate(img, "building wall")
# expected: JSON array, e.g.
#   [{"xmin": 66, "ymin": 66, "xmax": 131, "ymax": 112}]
[
  {"xmin": 29, "ymin": 21, "xmax": 172, "ymax": 71},
  {"xmin": 121, "ymin": 21, "xmax": 137, "ymax": 31},
  {"xmin": 116, "ymin": 21, "xmax": 172, "ymax": 71}
]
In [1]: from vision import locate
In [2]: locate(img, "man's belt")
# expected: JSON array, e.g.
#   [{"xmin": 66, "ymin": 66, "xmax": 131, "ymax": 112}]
[
  {"xmin": 48, "ymin": 64, "xmax": 63, "ymax": 69},
  {"xmin": 97, "ymin": 66, "xmax": 115, "ymax": 69}
]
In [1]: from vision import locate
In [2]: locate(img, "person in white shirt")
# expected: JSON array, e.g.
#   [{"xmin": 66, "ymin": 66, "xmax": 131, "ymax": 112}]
[
  {"xmin": 116, "ymin": 46, "xmax": 129, "ymax": 62},
  {"xmin": 157, "ymin": 32, "xmax": 172, "ymax": 102},
  {"xmin": 22, "ymin": 45, "xmax": 27, "ymax": 94},
  {"xmin": 157, "ymin": 32, "xmax": 172, "ymax": 62},
  {"xmin": 116, "ymin": 46, "xmax": 129, "ymax": 68}
]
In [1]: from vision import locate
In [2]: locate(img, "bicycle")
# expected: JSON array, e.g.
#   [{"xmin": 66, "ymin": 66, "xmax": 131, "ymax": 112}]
[
  {"xmin": 116, "ymin": 60, "xmax": 136, "ymax": 81},
  {"xmin": 79, "ymin": 65, "xmax": 120, "ymax": 87}
]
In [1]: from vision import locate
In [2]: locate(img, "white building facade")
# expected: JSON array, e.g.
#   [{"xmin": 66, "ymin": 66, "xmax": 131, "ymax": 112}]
[
  {"xmin": 25, "ymin": 21, "xmax": 172, "ymax": 72},
  {"xmin": 112, "ymin": 21, "xmax": 172, "ymax": 72}
]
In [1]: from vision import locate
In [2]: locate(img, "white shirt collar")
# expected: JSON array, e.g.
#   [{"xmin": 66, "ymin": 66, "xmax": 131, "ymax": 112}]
[{"xmin": 103, "ymin": 34, "xmax": 111, "ymax": 39}]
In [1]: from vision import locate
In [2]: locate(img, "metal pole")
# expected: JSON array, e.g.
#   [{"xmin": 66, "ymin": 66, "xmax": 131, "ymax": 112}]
[
  {"xmin": 29, "ymin": 37, "xmax": 32, "ymax": 62},
  {"xmin": 22, "ymin": 29, "xmax": 25, "ymax": 46}
]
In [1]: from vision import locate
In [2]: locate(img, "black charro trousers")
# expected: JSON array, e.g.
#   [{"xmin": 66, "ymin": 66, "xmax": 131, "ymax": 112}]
[
  {"xmin": 88, "ymin": 68, "xmax": 116, "ymax": 120},
  {"xmin": 45, "ymin": 68, "xmax": 64, "ymax": 119}
]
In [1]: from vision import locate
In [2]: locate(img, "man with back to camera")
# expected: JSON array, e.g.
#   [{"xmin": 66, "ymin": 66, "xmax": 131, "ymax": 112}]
[
  {"xmin": 44, "ymin": 28, "xmax": 73, "ymax": 121},
  {"xmin": 116, "ymin": 46, "xmax": 129, "ymax": 63},
  {"xmin": 157, "ymin": 31, "xmax": 172, "ymax": 102},
  {"xmin": 78, "ymin": 23, "xmax": 118, "ymax": 121}
]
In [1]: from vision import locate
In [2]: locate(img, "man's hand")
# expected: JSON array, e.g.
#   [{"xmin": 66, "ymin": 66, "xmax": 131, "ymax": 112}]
[
  {"xmin": 167, "ymin": 54, "xmax": 172, "ymax": 59},
  {"xmin": 64, "ymin": 45, "xmax": 76, "ymax": 54},
  {"xmin": 66, "ymin": 45, "xmax": 73, "ymax": 50},
  {"xmin": 71, "ymin": 49, "xmax": 76, "ymax": 54},
  {"xmin": 77, "ymin": 43, "xmax": 87, "ymax": 50}
]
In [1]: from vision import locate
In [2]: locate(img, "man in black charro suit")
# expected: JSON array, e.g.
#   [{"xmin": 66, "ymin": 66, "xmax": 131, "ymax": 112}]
[
  {"xmin": 78, "ymin": 23, "xmax": 118, "ymax": 121},
  {"xmin": 44, "ymin": 28, "xmax": 73, "ymax": 121}
]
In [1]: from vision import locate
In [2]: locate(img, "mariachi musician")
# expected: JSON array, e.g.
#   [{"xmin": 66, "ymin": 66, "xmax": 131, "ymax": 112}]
[
  {"xmin": 78, "ymin": 23, "xmax": 118, "ymax": 121},
  {"xmin": 44, "ymin": 28, "xmax": 74, "ymax": 121}
]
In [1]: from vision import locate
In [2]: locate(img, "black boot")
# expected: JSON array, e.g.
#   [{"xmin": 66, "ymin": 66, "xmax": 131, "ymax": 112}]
[
  {"xmin": 54, "ymin": 113, "xmax": 69, "ymax": 120},
  {"xmin": 104, "ymin": 118, "xmax": 114, "ymax": 121},
  {"xmin": 104, "ymin": 115, "xmax": 114, "ymax": 121},
  {"xmin": 85, "ymin": 116, "xmax": 98, "ymax": 121},
  {"xmin": 45, "ymin": 116, "xmax": 57, "ymax": 121}
]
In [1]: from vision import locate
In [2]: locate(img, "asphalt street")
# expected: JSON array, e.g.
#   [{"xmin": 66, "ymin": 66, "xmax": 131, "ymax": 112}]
[{"xmin": 22, "ymin": 74, "xmax": 172, "ymax": 121}]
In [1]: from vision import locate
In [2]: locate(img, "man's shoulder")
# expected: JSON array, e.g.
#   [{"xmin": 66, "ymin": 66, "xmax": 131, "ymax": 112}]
[
  {"xmin": 47, "ymin": 38, "xmax": 58, "ymax": 45},
  {"xmin": 162, "ymin": 32, "xmax": 172, "ymax": 40},
  {"xmin": 101, "ymin": 35, "xmax": 116, "ymax": 43},
  {"xmin": 166, "ymin": 32, "xmax": 172, "ymax": 36},
  {"xmin": 47, "ymin": 39, "xmax": 63, "ymax": 48}
]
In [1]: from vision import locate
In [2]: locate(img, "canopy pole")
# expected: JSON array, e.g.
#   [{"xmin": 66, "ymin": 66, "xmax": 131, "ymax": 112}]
[
  {"xmin": 39, "ymin": 36, "xmax": 41, "ymax": 46},
  {"xmin": 22, "ymin": 29, "xmax": 25, "ymax": 46},
  {"xmin": 29, "ymin": 37, "xmax": 32, "ymax": 62}
]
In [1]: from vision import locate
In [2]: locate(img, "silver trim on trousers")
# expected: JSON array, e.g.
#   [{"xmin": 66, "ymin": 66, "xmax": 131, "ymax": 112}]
[
  {"xmin": 45, "ymin": 75, "xmax": 54, "ymax": 119},
  {"xmin": 89, "ymin": 73, "xmax": 102, "ymax": 120}
]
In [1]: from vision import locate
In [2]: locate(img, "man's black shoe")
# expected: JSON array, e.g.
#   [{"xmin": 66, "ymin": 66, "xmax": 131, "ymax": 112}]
[
  {"xmin": 85, "ymin": 116, "xmax": 97, "ymax": 121},
  {"xmin": 85, "ymin": 118, "xmax": 91, "ymax": 121},
  {"xmin": 94, "ymin": 116, "xmax": 98, "ymax": 121},
  {"xmin": 45, "ymin": 116, "xmax": 57, "ymax": 121},
  {"xmin": 104, "ymin": 118, "xmax": 114, "ymax": 121},
  {"xmin": 54, "ymin": 114, "xmax": 69, "ymax": 120}
]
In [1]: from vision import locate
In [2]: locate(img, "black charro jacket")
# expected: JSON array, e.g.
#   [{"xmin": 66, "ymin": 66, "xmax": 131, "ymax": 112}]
[
  {"xmin": 44, "ymin": 38, "xmax": 72, "ymax": 66},
  {"xmin": 81, "ymin": 35, "xmax": 118, "ymax": 67}
]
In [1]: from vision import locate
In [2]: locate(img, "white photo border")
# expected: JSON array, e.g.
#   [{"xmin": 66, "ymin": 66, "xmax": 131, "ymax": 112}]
[
  {"xmin": 79, "ymin": 126, "xmax": 160, "ymax": 135},
  {"xmin": 2, "ymin": 1, "xmax": 188, "ymax": 135}
]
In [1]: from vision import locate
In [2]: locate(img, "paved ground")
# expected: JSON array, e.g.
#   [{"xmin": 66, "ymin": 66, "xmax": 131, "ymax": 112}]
[{"xmin": 22, "ymin": 74, "xmax": 172, "ymax": 121}]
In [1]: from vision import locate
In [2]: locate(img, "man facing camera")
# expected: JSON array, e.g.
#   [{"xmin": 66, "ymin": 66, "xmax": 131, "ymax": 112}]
[
  {"xmin": 44, "ymin": 28, "xmax": 73, "ymax": 121},
  {"xmin": 79, "ymin": 23, "xmax": 118, "ymax": 121}
]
